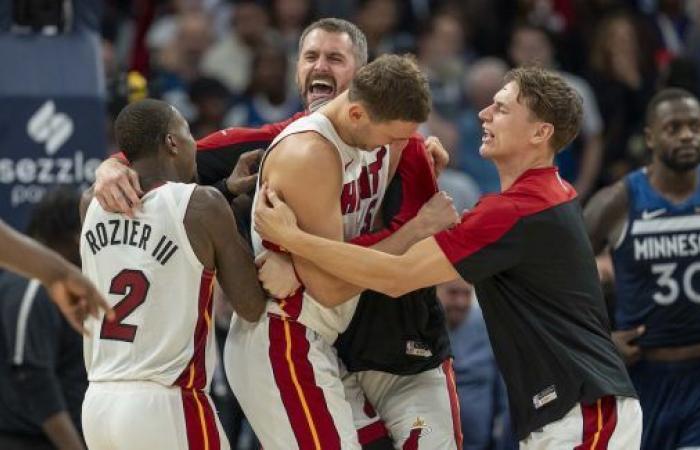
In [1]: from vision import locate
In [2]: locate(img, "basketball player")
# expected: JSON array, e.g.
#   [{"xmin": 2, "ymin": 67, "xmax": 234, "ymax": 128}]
[
  {"xmin": 0, "ymin": 219, "xmax": 111, "ymax": 335},
  {"xmin": 79, "ymin": 99, "xmax": 266, "ymax": 450},
  {"xmin": 254, "ymin": 67, "xmax": 642, "ymax": 449},
  {"xmin": 585, "ymin": 88, "xmax": 700, "ymax": 450},
  {"xmin": 92, "ymin": 19, "xmax": 462, "ymax": 450},
  {"xmin": 226, "ymin": 54, "xmax": 453, "ymax": 450}
]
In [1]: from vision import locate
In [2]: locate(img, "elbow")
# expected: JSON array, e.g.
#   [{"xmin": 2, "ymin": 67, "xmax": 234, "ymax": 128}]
[
  {"xmin": 384, "ymin": 279, "xmax": 410, "ymax": 298},
  {"xmin": 235, "ymin": 302, "xmax": 265, "ymax": 323}
]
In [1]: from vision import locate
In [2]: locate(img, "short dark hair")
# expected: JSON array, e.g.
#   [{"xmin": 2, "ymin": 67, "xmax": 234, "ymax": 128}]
[
  {"xmin": 114, "ymin": 99, "xmax": 175, "ymax": 161},
  {"xmin": 645, "ymin": 88, "xmax": 698, "ymax": 126},
  {"xmin": 26, "ymin": 187, "xmax": 81, "ymax": 246},
  {"xmin": 348, "ymin": 54, "xmax": 431, "ymax": 123},
  {"xmin": 505, "ymin": 66, "xmax": 583, "ymax": 152},
  {"xmin": 299, "ymin": 18, "xmax": 368, "ymax": 66}
]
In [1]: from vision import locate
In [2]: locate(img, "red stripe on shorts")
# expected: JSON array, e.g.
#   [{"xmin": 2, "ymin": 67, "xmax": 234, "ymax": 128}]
[
  {"xmin": 181, "ymin": 389, "xmax": 222, "ymax": 450},
  {"xmin": 443, "ymin": 359, "xmax": 464, "ymax": 450},
  {"xmin": 575, "ymin": 396, "xmax": 618, "ymax": 450},
  {"xmin": 268, "ymin": 316, "xmax": 341, "ymax": 450},
  {"xmin": 174, "ymin": 269, "xmax": 214, "ymax": 390}
]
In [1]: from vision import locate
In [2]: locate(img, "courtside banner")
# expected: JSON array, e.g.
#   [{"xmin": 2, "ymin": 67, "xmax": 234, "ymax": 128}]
[
  {"xmin": 0, "ymin": 30, "xmax": 105, "ymax": 230},
  {"xmin": 0, "ymin": 97, "xmax": 105, "ymax": 229}
]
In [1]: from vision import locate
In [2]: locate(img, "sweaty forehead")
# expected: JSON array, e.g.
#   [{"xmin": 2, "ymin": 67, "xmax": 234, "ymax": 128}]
[
  {"xmin": 655, "ymin": 98, "xmax": 700, "ymax": 124},
  {"xmin": 301, "ymin": 29, "xmax": 354, "ymax": 55}
]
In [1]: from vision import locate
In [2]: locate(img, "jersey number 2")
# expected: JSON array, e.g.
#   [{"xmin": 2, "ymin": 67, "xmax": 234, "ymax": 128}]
[{"xmin": 100, "ymin": 269, "xmax": 150, "ymax": 342}]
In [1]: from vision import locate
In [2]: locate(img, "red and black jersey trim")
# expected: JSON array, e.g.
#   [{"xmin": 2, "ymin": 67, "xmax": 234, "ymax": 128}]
[{"xmin": 435, "ymin": 167, "xmax": 577, "ymax": 267}]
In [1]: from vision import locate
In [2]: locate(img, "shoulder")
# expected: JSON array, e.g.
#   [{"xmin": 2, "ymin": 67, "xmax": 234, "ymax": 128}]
[
  {"xmin": 585, "ymin": 180, "xmax": 629, "ymax": 219},
  {"xmin": 187, "ymin": 185, "xmax": 234, "ymax": 224},
  {"xmin": 269, "ymin": 132, "xmax": 339, "ymax": 169},
  {"xmin": 190, "ymin": 185, "xmax": 230, "ymax": 212}
]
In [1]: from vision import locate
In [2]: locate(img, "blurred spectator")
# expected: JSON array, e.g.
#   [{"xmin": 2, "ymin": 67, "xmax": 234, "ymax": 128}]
[
  {"xmin": 270, "ymin": 0, "xmax": 314, "ymax": 60},
  {"xmin": 437, "ymin": 278, "xmax": 511, "ymax": 450},
  {"xmin": 508, "ymin": 23, "xmax": 604, "ymax": 199},
  {"xmin": 658, "ymin": 56, "xmax": 700, "ymax": 96},
  {"xmin": 438, "ymin": 169, "xmax": 480, "ymax": 213},
  {"xmin": 189, "ymin": 77, "xmax": 232, "ymax": 139},
  {"xmin": 649, "ymin": 0, "xmax": 691, "ymax": 63},
  {"xmin": 417, "ymin": 12, "xmax": 472, "ymax": 119},
  {"xmin": 225, "ymin": 40, "xmax": 302, "ymax": 128},
  {"xmin": 155, "ymin": 10, "xmax": 214, "ymax": 120},
  {"xmin": 455, "ymin": 57, "xmax": 507, "ymax": 194},
  {"xmin": 0, "ymin": 188, "xmax": 86, "ymax": 450},
  {"xmin": 354, "ymin": 0, "xmax": 414, "ymax": 59},
  {"xmin": 588, "ymin": 11, "xmax": 656, "ymax": 183},
  {"xmin": 202, "ymin": 0, "xmax": 272, "ymax": 94}
]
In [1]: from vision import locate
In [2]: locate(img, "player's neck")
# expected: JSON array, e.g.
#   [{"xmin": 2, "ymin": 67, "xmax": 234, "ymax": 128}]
[
  {"xmin": 648, "ymin": 161, "xmax": 698, "ymax": 203},
  {"xmin": 493, "ymin": 149, "xmax": 554, "ymax": 192},
  {"xmin": 130, "ymin": 157, "xmax": 183, "ymax": 192},
  {"xmin": 319, "ymin": 92, "xmax": 356, "ymax": 147}
]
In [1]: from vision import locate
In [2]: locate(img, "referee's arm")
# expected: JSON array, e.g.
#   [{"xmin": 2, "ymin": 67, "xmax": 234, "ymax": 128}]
[{"xmin": 2, "ymin": 281, "xmax": 85, "ymax": 450}]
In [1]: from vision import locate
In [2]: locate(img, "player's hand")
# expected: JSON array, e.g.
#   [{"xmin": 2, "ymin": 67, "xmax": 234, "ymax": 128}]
[
  {"xmin": 43, "ymin": 266, "xmax": 114, "ymax": 336},
  {"xmin": 227, "ymin": 149, "xmax": 264, "ymax": 196},
  {"xmin": 611, "ymin": 326, "xmax": 645, "ymax": 366},
  {"xmin": 254, "ymin": 184, "xmax": 299, "ymax": 246},
  {"xmin": 255, "ymin": 250, "xmax": 301, "ymax": 299},
  {"xmin": 424, "ymin": 136, "xmax": 449, "ymax": 179},
  {"xmin": 94, "ymin": 158, "xmax": 143, "ymax": 218},
  {"xmin": 415, "ymin": 191, "xmax": 460, "ymax": 236}
]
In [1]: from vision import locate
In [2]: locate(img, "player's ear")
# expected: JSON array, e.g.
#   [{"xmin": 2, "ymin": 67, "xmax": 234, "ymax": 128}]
[
  {"xmin": 165, "ymin": 133, "xmax": 178, "ymax": 155},
  {"xmin": 531, "ymin": 122, "xmax": 554, "ymax": 147},
  {"xmin": 348, "ymin": 102, "xmax": 367, "ymax": 124}
]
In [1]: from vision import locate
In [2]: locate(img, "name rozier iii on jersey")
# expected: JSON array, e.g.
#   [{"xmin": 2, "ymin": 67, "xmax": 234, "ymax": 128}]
[{"xmin": 83, "ymin": 218, "xmax": 179, "ymax": 266}]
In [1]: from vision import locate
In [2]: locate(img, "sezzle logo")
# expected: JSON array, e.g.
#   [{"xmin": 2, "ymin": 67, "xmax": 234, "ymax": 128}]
[
  {"xmin": 0, "ymin": 100, "xmax": 101, "ymax": 207},
  {"xmin": 26, "ymin": 100, "xmax": 74, "ymax": 155}
]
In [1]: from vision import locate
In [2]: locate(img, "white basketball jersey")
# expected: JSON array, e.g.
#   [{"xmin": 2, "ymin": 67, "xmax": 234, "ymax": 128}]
[
  {"xmin": 80, "ymin": 182, "xmax": 217, "ymax": 391},
  {"xmin": 250, "ymin": 112, "xmax": 391, "ymax": 342}
]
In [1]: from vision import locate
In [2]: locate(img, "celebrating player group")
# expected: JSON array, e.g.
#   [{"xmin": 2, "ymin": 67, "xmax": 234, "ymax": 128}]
[{"xmin": 75, "ymin": 14, "xmax": 700, "ymax": 450}]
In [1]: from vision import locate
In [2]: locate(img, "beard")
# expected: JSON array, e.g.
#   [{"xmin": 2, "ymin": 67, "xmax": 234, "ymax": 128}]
[{"xmin": 660, "ymin": 147, "xmax": 700, "ymax": 173}]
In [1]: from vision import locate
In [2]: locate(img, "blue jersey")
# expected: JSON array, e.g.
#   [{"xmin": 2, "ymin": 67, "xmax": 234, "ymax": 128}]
[{"xmin": 612, "ymin": 168, "xmax": 700, "ymax": 348}]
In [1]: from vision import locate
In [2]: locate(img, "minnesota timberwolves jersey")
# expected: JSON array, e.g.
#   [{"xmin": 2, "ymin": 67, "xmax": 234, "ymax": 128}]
[
  {"xmin": 250, "ymin": 112, "xmax": 391, "ymax": 343},
  {"xmin": 81, "ymin": 183, "xmax": 217, "ymax": 391},
  {"xmin": 612, "ymin": 168, "xmax": 700, "ymax": 348}
]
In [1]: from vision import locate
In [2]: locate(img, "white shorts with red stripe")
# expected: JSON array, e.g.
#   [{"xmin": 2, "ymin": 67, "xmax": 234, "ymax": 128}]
[
  {"xmin": 520, "ymin": 396, "xmax": 642, "ymax": 450},
  {"xmin": 82, "ymin": 381, "xmax": 229, "ymax": 450},
  {"xmin": 352, "ymin": 360, "xmax": 463, "ymax": 449},
  {"xmin": 225, "ymin": 313, "xmax": 370, "ymax": 450}
]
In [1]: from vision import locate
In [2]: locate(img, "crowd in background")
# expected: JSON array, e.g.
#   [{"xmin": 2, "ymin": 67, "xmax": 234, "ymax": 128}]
[
  {"xmin": 103, "ymin": 0, "xmax": 700, "ymax": 204},
  {"xmin": 3, "ymin": 0, "xmax": 699, "ymax": 449}
]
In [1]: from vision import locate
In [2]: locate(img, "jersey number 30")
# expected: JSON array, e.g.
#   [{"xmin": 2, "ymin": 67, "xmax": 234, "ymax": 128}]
[
  {"xmin": 652, "ymin": 262, "xmax": 700, "ymax": 305},
  {"xmin": 100, "ymin": 269, "xmax": 150, "ymax": 342}
]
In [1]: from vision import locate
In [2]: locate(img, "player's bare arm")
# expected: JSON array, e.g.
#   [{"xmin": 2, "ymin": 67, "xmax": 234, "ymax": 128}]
[
  {"xmin": 184, "ymin": 186, "xmax": 266, "ymax": 322},
  {"xmin": 583, "ymin": 180, "xmax": 629, "ymax": 254},
  {"xmin": 3, "ymin": 208, "xmax": 113, "ymax": 335},
  {"xmin": 370, "ymin": 190, "xmax": 459, "ymax": 254},
  {"xmin": 261, "ymin": 132, "xmax": 364, "ymax": 305},
  {"xmin": 93, "ymin": 157, "xmax": 143, "ymax": 217},
  {"xmin": 255, "ymin": 186, "xmax": 460, "ymax": 297},
  {"xmin": 94, "ymin": 147, "xmax": 263, "ymax": 216},
  {"xmin": 583, "ymin": 180, "xmax": 645, "ymax": 363},
  {"xmin": 256, "ymin": 190, "xmax": 459, "ymax": 299}
]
